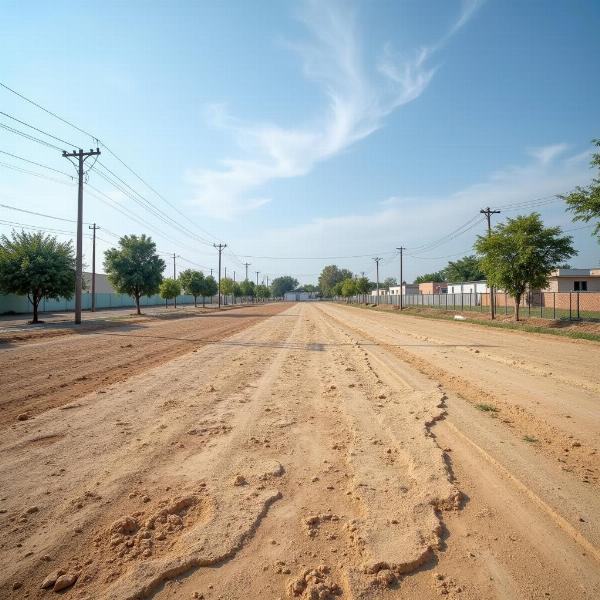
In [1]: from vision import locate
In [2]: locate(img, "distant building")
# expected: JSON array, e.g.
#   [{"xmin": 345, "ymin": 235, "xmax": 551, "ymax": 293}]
[
  {"xmin": 370, "ymin": 288, "xmax": 389, "ymax": 297},
  {"xmin": 388, "ymin": 284, "xmax": 420, "ymax": 296},
  {"xmin": 418, "ymin": 281, "xmax": 447, "ymax": 294},
  {"xmin": 284, "ymin": 291, "xmax": 319, "ymax": 301},
  {"xmin": 446, "ymin": 281, "xmax": 491, "ymax": 294},
  {"xmin": 543, "ymin": 268, "xmax": 600, "ymax": 292},
  {"xmin": 82, "ymin": 272, "xmax": 116, "ymax": 294}
]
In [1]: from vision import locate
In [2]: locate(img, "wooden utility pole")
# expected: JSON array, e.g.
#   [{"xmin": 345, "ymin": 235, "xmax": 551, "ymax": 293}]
[
  {"xmin": 480, "ymin": 207, "xmax": 501, "ymax": 319},
  {"xmin": 213, "ymin": 243, "xmax": 227, "ymax": 308},
  {"xmin": 396, "ymin": 246, "xmax": 405, "ymax": 310},
  {"xmin": 172, "ymin": 253, "xmax": 177, "ymax": 308},
  {"xmin": 63, "ymin": 147, "xmax": 101, "ymax": 324},
  {"xmin": 89, "ymin": 223, "xmax": 100, "ymax": 312},
  {"xmin": 244, "ymin": 262, "xmax": 251, "ymax": 281},
  {"xmin": 256, "ymin": 271, "xmax": 260, "ymax": 286},
  {"xmin": 373, "ymin": 257, "xmax": 382, "ymax": 305}
]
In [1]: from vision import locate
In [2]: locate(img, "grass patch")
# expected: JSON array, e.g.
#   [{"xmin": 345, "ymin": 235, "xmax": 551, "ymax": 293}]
[
  {"xmin": 475, "ymin": 403, "xmax": 499, "ymax": 413},
  {"xmin": 523, "ymin": 435, "xmax": 538, "ymax": 443}
]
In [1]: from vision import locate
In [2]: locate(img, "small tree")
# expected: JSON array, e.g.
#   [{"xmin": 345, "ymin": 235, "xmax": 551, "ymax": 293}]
[
  {"xmin": 179, "ymin": 269, "xmax": 204, "ymax": 307},
  {"xmin": 414, "ymin": 271, "xmax": 445, "ymax": 284},
  {"xmin": 219, "ymin": 277, "xmax": 235, "ymax": 296},
  {"xmin": 159, "ymin": 278, "xmax": 181, "ymax": 307},
  {"xmin": 444, "ymin": 255, "xmax": 485, "ymax": 282},
  {"xmin": 340, "ymin": 278, "xmax": 357, "ymax": 300},
  {"xmin": 255, "ymin": 284, "xmax": 271, "ymax": 299},
  {"xmin": 475, "ymin": 213, "xmax": 576, "ymax": 321},
  {"xmin": 0, "ymin": 230, "xmax": 76, "ymax": 323},
  {"xmin": 199, "ymin": 275, "xmax": 218, "ymax": 307},
  {"xmin": 104, "ymin": 234, "xmax": 165, "ymax": 314},
  {"xmin": 560, "ymin": 138, "xmax": 600, "ymax": 242},
  {"xmin": 354, "ymin": 276, "xmax": 371, "ymax": 295},
  {"xmin": 239, "ymin": 279, "xmax": 255, "ymax": 300},
  {"xmin": 271, "ymin": 276, "xmax": 298, "ymax": 298},
  {"xmin": 318, "ymin": 265, "xmax": 353, "ymax": 297}
]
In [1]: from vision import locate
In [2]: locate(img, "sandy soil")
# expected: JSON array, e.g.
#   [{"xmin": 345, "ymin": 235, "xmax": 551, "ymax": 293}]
[{"xmin": 0, "ymin": 302, "xmax": 598, "ymax": 599}]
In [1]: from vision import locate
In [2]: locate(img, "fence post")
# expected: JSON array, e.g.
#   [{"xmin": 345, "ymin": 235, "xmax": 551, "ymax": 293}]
[
  {"xmin": 528, "ymin": 291, "xmax": 531, "ymax": 317},
  {"xmin": 505, "ymin": 293, "xmax": 507, "ymax": 316},
  {"xmin": 540, "ymin": 293, "xmax": 543, "ymax": 318},
  {"xmin": 553, "ymin": 292, "xmax": 556, "ymax": 320},
  {"xmin": 569, "ymin": 292, "xmax": 572, "ymax": 320},
  {"xmin": 577, "ymin": 292, "xmax": 580, "ymax": 320}
]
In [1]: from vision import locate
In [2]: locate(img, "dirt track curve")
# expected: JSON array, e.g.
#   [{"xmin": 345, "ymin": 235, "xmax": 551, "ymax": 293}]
[{"xmin": 0, "ymin": 302, "xmax": 598, "ymax": 600}]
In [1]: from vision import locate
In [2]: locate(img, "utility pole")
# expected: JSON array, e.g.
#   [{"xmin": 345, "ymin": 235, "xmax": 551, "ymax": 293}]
[
  {"xmin": 213, "ymin": 243, "xmax": 227, "ymax": 309},
  {"xmin": 244, "ymin": 262, "xmax": 251, "ymax": 281},
  {"xmin": 88, "ymin": 223, "xmax": 100, "ymax": 312},
  {"xmin": 480, "ymin": 207, "xmax": 501, "ymax": 319},
  {"xmin": 373, "ymin": 257, "xmax": 382, "ymax": 305},
  {"xmin": 233, "ymin": 271, "xmax": 236, "ymax": 283},
  {"xmin": 266, "ymin": 275, "xmax": 269, "ymax": 288},
  {"xmin": 224, "ymin": 266, "xmax": 227, "ymax": 279},
  {"xmin": 63, "ymin": 147, "xmax": 101, "ymax": 324},
  {"xmin": 256, "ymin": 271, "xmax": 260, "ymax": 286},
  {"xmin": 172, "ymin": 253, "xmax": 177, "ymax": 308},
  {"xmin": 396, "ymin": 247, "xmax": 405, "ymax": 310},
  {"xmin": 210, "ymin": 268, "xmax": 213, "ymax": 276}
]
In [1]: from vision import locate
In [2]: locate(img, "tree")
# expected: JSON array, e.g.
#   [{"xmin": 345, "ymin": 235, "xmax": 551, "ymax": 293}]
[
  {"xmin": 443, "ymin": 255, "xmax": 485, "ymax": 282},
  {"xmin": 318, "ymin": 265, "xmax": 353, "ymax": 297},
  {"xmin": 0, "ymin": 230, "xmax": 76, "ymax": 323},
  {"xmin": 382, "ymin": 277, "xmax": 397, "ymax": 289},
  {"xmin": 475, "ymin": 213, "xmax": 576, "ymax": 321},
  {"xmin": 179, "ymin": 269, "xmax": 204, "ymax": 307},
  {"xmin": 271, "ymin": 276, "xmax": 298, "ymax": 298},
  {"xmin": 354, "ymin": 276, "xmax": 371, "ymax": 294},
  {"xmin": 219, "ymin": 277, "xmax": 236, "ymax": 296},
  {"xmin": 159, "ymin": 278, "xmax": 181, "ymax": 307},
  {"xmin": 256, "ymin": 284, "xmax": 271, "ymax": 299},
  {"xmin": 297, "ymin": 283, "xmax": 318, "ymax": 293},
  {"xmin": 560, "ymin": 139, "xmax": 600, "ymax": 242},
  {"xmin": 104, "ymin": 234, "xmax": 165, "ymax": 315},
  {"xmin": 239, "ymin": 279, "xmax": 255, "ymax": 299},
  {"xmin": 199, "ymin": 275, "xmax": 218, "ymax": 307},
  {"xmin": 414, "ymin": 271, "xmax": 445, "ymax": 284},
  {"xmin": 340, "ymin": 278, "xmax": 357, "ymax": 298}
]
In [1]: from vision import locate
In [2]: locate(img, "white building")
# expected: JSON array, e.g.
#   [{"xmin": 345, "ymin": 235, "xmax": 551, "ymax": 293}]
[
  {"xmin": 284, "ymin": 291, "xmax": 319, "ymax": 301},
  {"xmin": 388, "ymin": 284, "xmax": 420, "ymax": 296},
  {"xmin": 446, "ymin": 281, "xmax": 491, "ymax": 294}
]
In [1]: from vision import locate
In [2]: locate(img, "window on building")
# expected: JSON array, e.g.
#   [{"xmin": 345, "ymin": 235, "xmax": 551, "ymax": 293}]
[{"xmin": 574, "ymin": 281, "xmax": 588, "ymax": 291}]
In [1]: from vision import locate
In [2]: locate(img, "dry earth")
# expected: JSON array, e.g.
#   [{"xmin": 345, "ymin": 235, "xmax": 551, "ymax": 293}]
[{"xmin": 0, "ymin": 302, "xmax": 598, "ymax": 600}]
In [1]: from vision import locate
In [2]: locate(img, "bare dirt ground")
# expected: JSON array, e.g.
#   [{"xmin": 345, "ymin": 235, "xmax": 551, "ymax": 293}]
[{"xmin": 0, "ymin": 302, "xmax": 598, "ymax": 600}]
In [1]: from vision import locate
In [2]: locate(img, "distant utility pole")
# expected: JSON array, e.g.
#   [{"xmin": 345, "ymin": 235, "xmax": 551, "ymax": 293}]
[
  {"xmin": 256, "ymin": 271, "xmax": 260, "ymax": 286},
  {"xmin": 244, "ymin": 262, "xmax": 251, "ymax": 281},
  {"xmin": 63, "ymin": 147, "xmax": 101, "ymax": 324},
  {"xmin": 266, "ymin": 275, "xmax": 269, "ymax": 288},
  {"xmin": 210, "ymin": 268, "xmax": 213, "ymax": 276},
  {"xmin": 172, "ymin": 253, "xmax": 177, "ymax": 308},
  {"xmin": 373, "ymin": 257, "xmax": 382, "ymax": 305},
  {"xmin": 88, "ymin": 223, "xmax": 100, "ymax": 312},
  {"xmin": 396, "ymin": 246, "xmax": 405, "ymax": 310},
  {"xmin": 233, "ymin": 271, "xmax": 236, "ymax": 283},
  {"xmin": 213, "ymin": 243, "xmax": 227, "ymax": 309},
  {"xmin": 480, "ymin": 207, "xmax": 501, "ymax": 319},
  {"xmin": 224, "ymin": 266, "xmax": 227, "ymax": 279}
]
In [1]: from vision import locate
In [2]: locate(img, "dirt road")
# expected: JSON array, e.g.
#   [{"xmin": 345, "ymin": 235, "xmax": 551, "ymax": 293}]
[{"xmin": 0, "ymin": 302, "xmax": 598, "ymax": 599}]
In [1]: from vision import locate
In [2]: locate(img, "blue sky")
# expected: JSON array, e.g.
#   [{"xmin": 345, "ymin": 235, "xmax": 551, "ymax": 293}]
[{"xmin": 1, "ymin": 0, "xmax": 599, "ymax": 283}]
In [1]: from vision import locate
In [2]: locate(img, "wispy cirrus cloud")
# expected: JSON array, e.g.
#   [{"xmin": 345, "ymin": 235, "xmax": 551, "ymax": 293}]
[{"xmin": 188, "ymin": 0, "xmax": 482, "ymax": 219}]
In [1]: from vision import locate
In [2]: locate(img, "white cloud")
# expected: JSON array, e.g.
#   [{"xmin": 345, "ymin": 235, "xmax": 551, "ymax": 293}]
[
  {"xmin": 234, "ymin": 146, "xmax": 596, "ymax": 282},
  {"xmin": 188, "ymin": 0, "xmax": 481, "ymax": 219}
]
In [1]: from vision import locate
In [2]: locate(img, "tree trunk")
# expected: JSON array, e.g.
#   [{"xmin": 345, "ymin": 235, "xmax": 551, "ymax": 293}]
[
  {"xmin": 32, "ymin": 296, "xmax": 39, "ymax": 324},
  {"xmin": 202, "ymin": 296, "xmax": 205, "ymax": 307},
  {"xmin": 165, "ymin": 298, "xmax": 168, "ymax": 308},
  {"xmin": 194, "ymin": 295, "xmax": 197, "ymax": 308},
  {"xmin": 135, "ymin": 295, "xmax": 141, "ymax": 315},
  {"xmin": 514, "ymin": 295, "xmax": 520, "ymax": 321}
]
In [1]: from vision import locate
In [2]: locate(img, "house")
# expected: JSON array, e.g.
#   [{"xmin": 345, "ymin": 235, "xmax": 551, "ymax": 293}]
[
  {"xmin": 82, "ymin": 272, "xmax": 116, "ymax": 294},
  {"xmin": 543, "ymin": 268, "xmax": 600, "ymax": 292},
  {"xmin": 283, "ymin": 291, "xmax": 319, "ymax": 301},
  {"xmin": 418, "ymin": 281, "xmax": 447, "ymax": 295},
  {"xmin": 388, "ymin": 284, "xmax": 420, "ymax": 296},
  {"xmin": 446, "ymin": 280, "xmax": 491, "ymax": 294},
  {"xmin": 370, "ymin": 288, "xmax": 389, "ymax": 297}
]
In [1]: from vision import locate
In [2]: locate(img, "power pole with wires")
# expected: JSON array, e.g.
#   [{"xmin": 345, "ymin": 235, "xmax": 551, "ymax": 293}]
[
  {"xmin": 373, "ymin": 257, "xmax": 382, "ymax": 305},
  {"xmin": 172, "ymin": 253, "xmax": 177, "ymax": 308},
  {"xmin": 213, "ymin": 243, "xmax": 227, "ymax": 309},
  {"xmin": 256, "ymin": 271, "xmax": 260, "ymax": 286},
  {"xmin": 244, "ymin": 262, "xmax": 251, "ymax": 281},
  {"xmin": 480, "ymin": 207, "xmax": 501, "ymax": 319},
  {"xmin": 89, "ymin": 223, "xmax": 100, "ymax": 312},
  {"xmin": 396, "ymin": 246, "xmax": 405, "ymax": 310},
  {"xmin": 63, "ymin": 147, "xmax": 101, "ymax": 325}
]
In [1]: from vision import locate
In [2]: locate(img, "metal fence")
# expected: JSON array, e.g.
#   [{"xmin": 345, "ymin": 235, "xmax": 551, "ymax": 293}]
[{"xmin": 345, "ymin": 291, "xmax": 600, "ymax": 321}]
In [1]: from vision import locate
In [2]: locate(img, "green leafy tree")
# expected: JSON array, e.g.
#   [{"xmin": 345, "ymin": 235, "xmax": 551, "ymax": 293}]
[
  {"xmin": 475, "ymin": 213, "xmax": 576, "ymax": 321},
  {"xmin": 159, "ymin": 278, "xmax": 181, "ymax": 307},
  {"xmin": 382, "ymin": 277, "xmax": 397, "ymax": 289},
  {"xmin": 239, "ymin": 279, "xmax": 256, "ymax": 299},
  {"xmin": 200, "ymin": 275, "xmax": 218, "ymax": 306},
  {"xmin": 414, "ymin": 271, "xmax": 445, "ymax": 284},
  {"xmin": 0, "ymin": 230, "xmax": 76, "ymax": 323},
  {"xmin": 560, "ymin": 139, "xmax": 600, "ymax": 242},
  {"xmin": 340, "ymin": 278, "xmax": 357, "ymax": 297},
  {"xmin": 219, "ymin": 277, "xmax": 236, "ymax": 296},
  {"xmin": 232, "ymin": 282, "xmax": 242, "ymax": 298},
  {"xmin": 318, "ymin": 265, "xmax": 353, "ymax": 297},
  {"xmin": 255, "ymin": 284, "xmax": 271, "ymax": 299},
  {"xmin": 104, "ymin": 234, "xmax": 165, "ymax": 315},
  {"xmin": 179, "ymin": 269, "xmax": 204, "ymax": 307},
  {"xmin": 354, "ymin": 276, "xmax": 371, "ymax": 294},
  {"xmin": 271, "ymin": 276, "xmax": 298, "ymax": 298},
  {"xmin": 443, "ymin": 255, "xmax": 485, "ymax": 282},
  {"xmin": 297, "ymin": 283, "xmax": 318, "ymax": 293}
]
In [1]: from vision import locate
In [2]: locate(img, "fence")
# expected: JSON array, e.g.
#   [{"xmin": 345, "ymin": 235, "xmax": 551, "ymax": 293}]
[
  {"xmin": 346, "ymin": 291, "xmax": 600, "ymax": 322},
  {"xmin": 0, "ymin": 292, "xmax": 278, "ymax": 315}
]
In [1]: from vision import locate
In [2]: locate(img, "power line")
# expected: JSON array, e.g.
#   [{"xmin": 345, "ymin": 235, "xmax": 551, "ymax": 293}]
[
  {"xmin": 0, "ymin": 202, "xmax": 89, "ymax": 224},
  {"xmin": 0, "ymin": 110, "xmax": 78, "ymax": 148},
  {"xmin": 0, "ymin": 122, "xmax": 64, "ymax": 151},
  {"xmin": 0, "ymin": 149, "xmax": 74, "ymax": 179}
]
